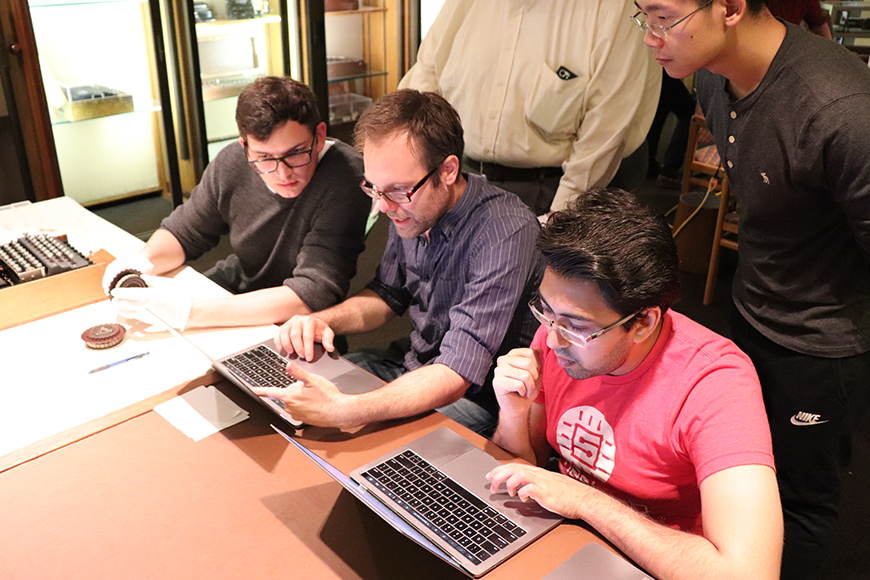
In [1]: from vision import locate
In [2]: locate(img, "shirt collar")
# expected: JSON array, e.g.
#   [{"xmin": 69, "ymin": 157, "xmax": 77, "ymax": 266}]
[{"xmin": 424, "ymin": 173, "xmax": 482, "ymax": 242}]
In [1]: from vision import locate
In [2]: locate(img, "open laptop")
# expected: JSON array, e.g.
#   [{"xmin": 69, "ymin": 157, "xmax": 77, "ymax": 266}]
[
  {"xmin": 149, "ymin": 309, "xmax": 386, "ymax": 428},
  {"xmin": 274, "ymin": 425, "xmax": 563, "ymax": 577},
  {"xmin": 542, "ymin": 542, "xmax": 654, "ymax": 580}
]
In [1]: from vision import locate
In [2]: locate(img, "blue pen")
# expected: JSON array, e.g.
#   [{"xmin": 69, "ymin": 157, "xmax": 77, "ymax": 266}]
[{"xmin": 88, "ymin": 351, "xmax": 150, "ymax": 374}]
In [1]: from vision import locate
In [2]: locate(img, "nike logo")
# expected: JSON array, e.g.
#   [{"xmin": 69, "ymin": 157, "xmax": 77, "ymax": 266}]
[{"xmin": 790, "ymin": 411, "xmax": 829, "ymax": 426}]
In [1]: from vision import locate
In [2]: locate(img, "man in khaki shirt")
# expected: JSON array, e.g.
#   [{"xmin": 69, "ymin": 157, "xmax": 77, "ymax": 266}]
[{"xmin": 400, "ymin": 0, "xmax": 660, "ymax": 215}]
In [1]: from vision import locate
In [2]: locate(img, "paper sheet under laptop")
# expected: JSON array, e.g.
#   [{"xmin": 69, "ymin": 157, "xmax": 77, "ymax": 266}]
[{"xmin": 541, "ymin": 542, "xmax": 653, "ymax": 580}]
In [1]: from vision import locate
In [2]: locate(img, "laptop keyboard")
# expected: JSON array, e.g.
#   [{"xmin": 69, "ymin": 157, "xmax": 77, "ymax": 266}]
[
  {"xmin": 361, "ymin": 449, "xmax": 527, "ymax": 566},
  {"xmin": 222, "ymin": 345, "xmax": 296, "ymax": 387}
]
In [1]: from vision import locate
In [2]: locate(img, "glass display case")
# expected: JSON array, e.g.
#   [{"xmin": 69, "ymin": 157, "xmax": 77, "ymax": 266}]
[
  {"xmin": 1, "ymin": 0, "xmax": 403, "ymax": 204},
  {"xmin": 28, "ymin": 0, "xmax": 178, "ymax": 205},
  {"xmin": 322, "ymin": 0, "xmax": 398, "ymax": 142},
  {"xmin": 192, "ymin": 0, "xmax": 291, "ymax": 160}
]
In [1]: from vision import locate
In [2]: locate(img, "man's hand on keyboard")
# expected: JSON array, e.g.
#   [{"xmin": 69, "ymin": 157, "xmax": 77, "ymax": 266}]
[
  {"xmin": 274, "ymin": 314, "xmax": 336, "ymax": 362},
  {"xmin": 486, "ymin": 463, "xmax": 586, "ymax": 520},
  {"xmin": 251, "ymin": 362, "xmax": 352, "ymax": 428}
]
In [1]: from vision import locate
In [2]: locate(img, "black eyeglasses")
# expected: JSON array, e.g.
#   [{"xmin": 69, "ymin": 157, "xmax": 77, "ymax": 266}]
[
  {"xmin": 360, "ymin": 164, "xmax": 442, "ymax": 204},
  {"xmin": 528, "ymin": 297, "xmax": 638, "ymax": 347},
  {"xmin": 631, "ymin": 0, "xmax": 714, "ymax": 39},
  {"xmin": 245, "ymin": 134, "xmax": 317, "ymax": 174}
]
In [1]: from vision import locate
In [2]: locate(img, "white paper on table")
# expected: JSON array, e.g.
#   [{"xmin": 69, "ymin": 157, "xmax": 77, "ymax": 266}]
[{"xmin": 155, "ymin": 385, "xmax": 249, "ymax": 441}]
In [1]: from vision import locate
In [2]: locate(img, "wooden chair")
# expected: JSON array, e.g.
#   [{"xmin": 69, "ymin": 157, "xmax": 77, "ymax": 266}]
[
  {"xmin": 679, "ymin": 114, "xmax": 738, "ymax": 305},
  {"xmin": 680, "ymin": 113, "xmax": 726, "ymax": 197},
  {"xmin": 704, "ymin": 180, "xmax": 739, "ymax": 304}
]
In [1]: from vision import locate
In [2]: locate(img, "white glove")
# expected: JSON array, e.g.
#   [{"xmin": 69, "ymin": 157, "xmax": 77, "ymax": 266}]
[
  {"xmin": 102, "ymin": 255, "xmax": 155, "ymax": 295},
  {"xmin": 110, "ymin": 276, "xmax": 192, "ymax": 330}
]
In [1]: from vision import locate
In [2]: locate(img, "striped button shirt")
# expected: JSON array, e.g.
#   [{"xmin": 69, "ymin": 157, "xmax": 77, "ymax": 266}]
[{"xmin": 367, "ymin": 174, "xmax": 544, "ymax": 396}]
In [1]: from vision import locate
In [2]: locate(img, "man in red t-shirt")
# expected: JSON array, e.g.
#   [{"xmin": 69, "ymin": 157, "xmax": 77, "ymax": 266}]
[{"xmin": 488, "ymin": 189, "xmax": 782, "ymax": 580}]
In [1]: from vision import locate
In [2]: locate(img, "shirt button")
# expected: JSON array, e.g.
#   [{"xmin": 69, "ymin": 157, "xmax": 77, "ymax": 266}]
[
  {"xmin": 728, "ymin": 135, "xmax": 735, "ymax": 143},
  {"xmin": 730, "ymin": 111, "xmax": 737, "ymax": 119},
  {"xmin": 727, "ymin": 160, "xmax": 734, "ymax": 168}
]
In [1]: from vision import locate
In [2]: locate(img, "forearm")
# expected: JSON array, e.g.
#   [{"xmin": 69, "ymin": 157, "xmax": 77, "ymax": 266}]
[
  {"xmin": 493, "ymin": 408, "xmax": 538, "ymax": 466},
  {"xmin": 570, "ymin": 476, "xmax": 780, "ymax": 580},
  {"xmin": 571, "ymin": 486, "xmax": 724, "ymax": 580},
  {"xmin": 139, "ymin": 229, "xmax": 186, "ymax": 275},
  {"xmin": 317, "ymin": 289, "xmax": 395, "ymax": 335},
  {"xmin": 186, "ymin": 286, "xmax": 312, "ymax": 329},
  {"xmin": 334, "ymin": 363, "xmax": 469, "ymax": 428},
  {"xmin": 550, "ymin": 8, "xmax": 658, "ymax": 212}
]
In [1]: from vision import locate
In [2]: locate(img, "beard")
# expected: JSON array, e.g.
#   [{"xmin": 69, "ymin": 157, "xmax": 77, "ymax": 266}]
[{"xmin": 554, "ymin": 332, "xmax": 632, "ymax": 381}]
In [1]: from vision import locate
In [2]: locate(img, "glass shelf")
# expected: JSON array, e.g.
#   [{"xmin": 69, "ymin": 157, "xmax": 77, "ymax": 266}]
[
  {"xmin": 195, "ymin": 14, "xmax": 282, "ymax": 28},
  {"xmin": 325, "ymin": 6, "xmax": 387, "ymax": 16},
  {"xmin": 327, "ymin": 67, "xmax": 387, "ymax": 83},
  {"xmin": 49, "ymin": 101, "xmax": 161, "ymax": 126},
  {"xmin": 831, "ymin": 27, "xmax": 870, "ymax": 37},
  {"xmin": 29, "ymin": 0, "xmax": 146, "ymax": 8}
]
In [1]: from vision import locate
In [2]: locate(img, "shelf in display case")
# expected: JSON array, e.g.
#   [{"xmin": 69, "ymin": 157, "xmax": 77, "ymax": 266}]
[
  {"xmin": 194, "ymin": 14, "xmax": 282, "ymax": 29},
  {"xmin": 201, "ymin": 76, "xmax": 265, "ymax": 102},
  {"xmin": 325, "ymin": 6, "xmax": 387, "ymax": 16},
  {"xmin": 29, "ymin": 0, "xmax": 147, "ymax": 8},
  {"xmin": 49, "ymin": 100, "xmax": 161, "ymax": 126},
  {"xmin": 327, "ymin": 65, "xmax": 387, "ymax": 84}
]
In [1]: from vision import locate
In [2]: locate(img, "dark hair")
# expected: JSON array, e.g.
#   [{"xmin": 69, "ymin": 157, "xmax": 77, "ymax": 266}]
[
  {"xmin": 235, "ymin": 76, "xmax": 320, "ymax": 141},
  {"xmin": 538, "ymin": 188, "xmax": 681, "ymax": 316},
  {"xmin": 695, "ymin": 0, "xmax": 766, "ymax": 15},
  {"xmin": 353, "ymin": 89, "xmax": 464, "ymax": 187},
  {"xmin": 745, "ymin": 0, "xmax": 766, "ymax": 14}
]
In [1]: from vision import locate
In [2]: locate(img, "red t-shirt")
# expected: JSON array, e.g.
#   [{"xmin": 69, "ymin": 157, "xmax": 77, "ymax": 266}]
[{"xmin": 534, "ymin": 310, "xmax": 774, "ymax": 533}]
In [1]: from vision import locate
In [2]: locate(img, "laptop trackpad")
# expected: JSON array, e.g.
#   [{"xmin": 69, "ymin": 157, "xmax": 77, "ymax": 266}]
[
  {"xmin": 332, "ymin": 370, "xmax": 387, "ymax": 394},
  {"xmin": 440, "ymin": 450, "xmax": 562, "ymax": 523}
]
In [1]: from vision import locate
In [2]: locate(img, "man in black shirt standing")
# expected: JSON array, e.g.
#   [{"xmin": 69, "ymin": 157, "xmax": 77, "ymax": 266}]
[{"xmin": 631, "ymin": 1, "xmax": 870, "ymax": 577}]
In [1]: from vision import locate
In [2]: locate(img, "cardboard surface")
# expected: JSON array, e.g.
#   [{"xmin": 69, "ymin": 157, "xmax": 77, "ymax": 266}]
[{"xmin": 0, "ymin": 383, "xmax": 598, "ymax": 579}]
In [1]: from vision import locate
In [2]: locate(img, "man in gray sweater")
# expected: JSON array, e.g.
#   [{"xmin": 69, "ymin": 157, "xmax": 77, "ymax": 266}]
[{"xmin": 104, "ymin": 77, "xmax": 370, "ymax": 329}]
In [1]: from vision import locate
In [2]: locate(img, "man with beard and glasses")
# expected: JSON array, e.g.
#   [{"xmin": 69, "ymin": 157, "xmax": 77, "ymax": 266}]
[
  {"xmin": 487, "ymin": 189, "xmax": 782, "ymax": 580},
  {"xmin": 255, "ymin": 89, "xmax": 543, "ymax": 436}
]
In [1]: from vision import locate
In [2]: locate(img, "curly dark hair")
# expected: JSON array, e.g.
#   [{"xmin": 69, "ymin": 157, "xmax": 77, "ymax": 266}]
[
  {"xmin": 538, "ymin": 188, "xmax": 681, "ymax": 316},
  {"xmin": 235, "ymin": 76, "xmax": 320, "ymax": 141}
]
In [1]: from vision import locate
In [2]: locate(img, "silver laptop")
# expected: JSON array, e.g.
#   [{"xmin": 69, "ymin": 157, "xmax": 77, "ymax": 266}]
[
  {"xmin": 542, "ymin": 542, "xmax": 653, "ymax": 580},
  {"xmin": 151, "ymin": 311, "xmax": 385, "ymax": 427},
  {"xmin": 274, "ymin": 426, "xmax": 563, "ymax": 577}
]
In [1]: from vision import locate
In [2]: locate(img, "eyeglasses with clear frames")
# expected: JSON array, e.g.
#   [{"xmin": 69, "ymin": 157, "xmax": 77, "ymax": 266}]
[
  {"xmin": 360, "ymin": 164, "xmax": 441, "ymax": 204},
  {"xmin": 245, "ymin": 134, "xmax": 318, "ymax": 174},
  {"xmin": 630, "ymin": 0, "xmax": 714, "ymax": 39},
  {"xmin": 528, "ymin": 298, "xmax": 638, "ymax": 347}
]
